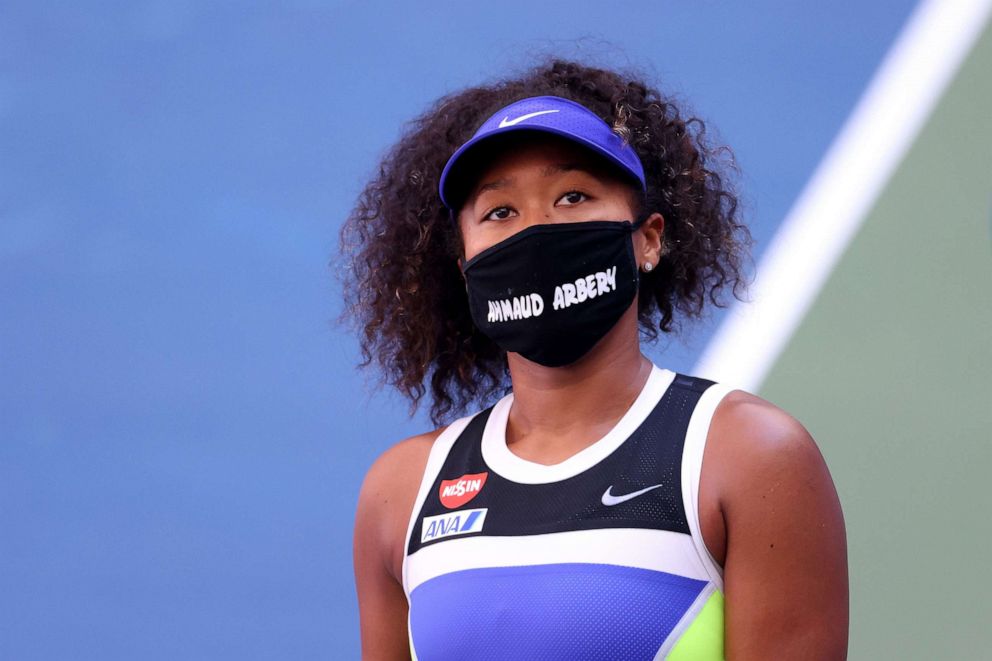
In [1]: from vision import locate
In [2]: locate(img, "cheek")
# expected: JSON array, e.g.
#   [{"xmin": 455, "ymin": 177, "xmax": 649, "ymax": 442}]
[
  {"xmin": 459, "ymin": 221, "xmax": 526, "ymax": 262},
  {"xmin": 459, "ymin": 230, "xmax": 488, "ymax": 263},
  {"xmin": 457, "ymin": 216, "xmax": 482, "ymax": 262}
]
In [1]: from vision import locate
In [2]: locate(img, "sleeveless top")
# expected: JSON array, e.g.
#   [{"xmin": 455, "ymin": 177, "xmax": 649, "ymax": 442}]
[{"xmin": 401, "ymin": 365, "xmax": 732, "ymax": 660}]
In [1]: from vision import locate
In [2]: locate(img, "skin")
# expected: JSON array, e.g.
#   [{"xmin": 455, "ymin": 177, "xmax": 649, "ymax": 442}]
[{"xmin": 354, "ymin": 136, "xmax": 849, "ymax": 660}]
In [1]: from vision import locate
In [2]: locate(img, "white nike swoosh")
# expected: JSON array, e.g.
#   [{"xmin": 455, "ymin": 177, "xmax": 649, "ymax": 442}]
[
  {"xmin": 601, "ymin": 484, "xmax": 665, "ymax": 506},
  {"xmin": 498, "ymin": 109, "xmax": 560, "ymax": 128}
]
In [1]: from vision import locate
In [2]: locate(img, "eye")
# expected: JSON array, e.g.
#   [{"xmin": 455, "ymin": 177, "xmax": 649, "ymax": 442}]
[
  {"xmin": 482, "ymin": 205, "xmax": 516, "ymax": 222},
  {"xmin": 556, "ymin": 190, "xmax": 588, "ymax": 206}
]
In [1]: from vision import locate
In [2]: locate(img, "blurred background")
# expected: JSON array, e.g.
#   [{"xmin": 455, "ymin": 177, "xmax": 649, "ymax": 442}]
[{"xmin": 2, "ymin": 1, "xmax": 989, "ymax": 658}]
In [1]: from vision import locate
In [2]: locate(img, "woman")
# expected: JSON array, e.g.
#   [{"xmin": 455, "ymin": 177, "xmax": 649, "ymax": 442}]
[{"xmin": 344, "ymin": 60, "xmax": 848, "ymax": 660}]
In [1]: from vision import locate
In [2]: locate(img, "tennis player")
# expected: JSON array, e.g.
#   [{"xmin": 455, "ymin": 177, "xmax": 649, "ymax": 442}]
[{"xmin": 345, "ymin": 59, "xmax": 848, "ymax": 660}]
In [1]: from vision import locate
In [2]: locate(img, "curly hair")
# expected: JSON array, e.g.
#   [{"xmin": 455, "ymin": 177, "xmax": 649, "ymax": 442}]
[{"xmin": 339, "ymin": 59, "xmax": 750, "ymax": 425}]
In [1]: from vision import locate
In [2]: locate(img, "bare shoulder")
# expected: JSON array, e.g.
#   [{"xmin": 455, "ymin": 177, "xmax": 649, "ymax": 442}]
[
  {"xmin": 707, "ymin": 390, "xmax": 830, "ymax": 500},
  {"xmin": 360, "ymin": 429, "xmax": 441, "ymax": 499},
  {"xmin": 355, "ymin": 428, "xmax": 445, "ymax": 582},
  {"xmin": 713, "ymin": 389, "xmax": 815, "ymax": 449}
]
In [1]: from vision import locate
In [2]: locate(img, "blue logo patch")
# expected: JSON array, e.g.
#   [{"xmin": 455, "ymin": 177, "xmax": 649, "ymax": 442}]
[{"xmin": 420, "ymin": 508, "xmax": 488, "ymax": 543}]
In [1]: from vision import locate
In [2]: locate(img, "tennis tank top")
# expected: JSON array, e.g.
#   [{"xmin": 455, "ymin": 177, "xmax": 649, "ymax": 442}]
[{"xmin": 402, "ymin": 365, "xmax": 732, "ymax": 660}]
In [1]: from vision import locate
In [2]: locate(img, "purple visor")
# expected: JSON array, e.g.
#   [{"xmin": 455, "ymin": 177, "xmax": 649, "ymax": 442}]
[{"xmin": 438, "ymin": 95, "xmax": 647, "ymax": 210}]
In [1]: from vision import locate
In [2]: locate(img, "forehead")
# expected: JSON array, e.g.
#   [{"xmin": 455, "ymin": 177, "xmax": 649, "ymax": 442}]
[{"xmin": 476, "ymin": 135, "xmax": 599, "ymax": 175}]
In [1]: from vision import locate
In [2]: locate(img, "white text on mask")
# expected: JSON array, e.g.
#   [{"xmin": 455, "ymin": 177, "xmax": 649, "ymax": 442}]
[
  {"xmin": 552, "ymin": 266, "xmax": 617, "ymax": 311},
  {"xmin": 485, "ymin": 265, "xmax": 618, "ymax": 323}
]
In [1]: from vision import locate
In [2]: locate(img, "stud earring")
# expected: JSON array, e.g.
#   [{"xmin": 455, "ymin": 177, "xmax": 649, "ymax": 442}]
[{"xmin": 643, "ymin": 262, "xmax": 654, "ymax": 273}]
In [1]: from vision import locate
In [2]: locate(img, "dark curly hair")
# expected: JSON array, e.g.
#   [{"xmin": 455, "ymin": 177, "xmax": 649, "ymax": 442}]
[{"xmin": 340, "ymin": 59, "xmax": 750, "ymax": 425}]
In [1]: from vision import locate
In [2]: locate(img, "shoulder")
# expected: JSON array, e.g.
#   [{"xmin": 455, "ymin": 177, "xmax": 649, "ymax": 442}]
[
  {"xmin": 711, "ymin": 389, "xmax": 810, "ymax": 443},
  {"xmin": 701, "ymin": 386, "xmax": 846, "ymax": 563},
  {"xmin": 357, "ymin": 428, "xmax": 442, "ymax": 534},
  {"xmin": 707, "ymin": 389, "xmax": 829, "ymax": 499},
  {"xmin": 354, "ymin": 426, "xmax": 446, "ymax": 582},
  {"xmin": 361, "ymin": 430, "xmax": 441, "ymax": 495}
]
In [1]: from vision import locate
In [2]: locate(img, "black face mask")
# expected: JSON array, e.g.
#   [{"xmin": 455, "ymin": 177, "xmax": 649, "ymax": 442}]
[{"xmin": 461, "ymin": 219, "xmax": 644, "ymax": 367}]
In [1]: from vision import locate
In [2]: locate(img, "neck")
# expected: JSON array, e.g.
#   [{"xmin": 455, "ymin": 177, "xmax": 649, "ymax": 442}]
[{"xmin": 504, "ymin": 306, "xmax": 652, "ymax": 455}]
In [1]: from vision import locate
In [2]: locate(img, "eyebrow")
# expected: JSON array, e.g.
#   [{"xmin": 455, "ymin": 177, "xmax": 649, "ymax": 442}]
[{"xmin": 474, "ymin": 162, "xmax": 590, "ymax": 196}]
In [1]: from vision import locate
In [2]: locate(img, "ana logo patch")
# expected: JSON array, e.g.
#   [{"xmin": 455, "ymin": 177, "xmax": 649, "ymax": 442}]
[
  {"xmin": 421, "ymin": 508, "xmax": 488, "ymax": 543},
  {"xmin": 438, "ymin": 472, "xmax": 488, "ymax": 509}
]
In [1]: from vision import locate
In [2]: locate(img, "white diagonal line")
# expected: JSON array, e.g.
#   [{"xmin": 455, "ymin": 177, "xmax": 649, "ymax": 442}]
[{"xmin": 694, "ymin": 0, "xmax": 992, "ymax": 390}]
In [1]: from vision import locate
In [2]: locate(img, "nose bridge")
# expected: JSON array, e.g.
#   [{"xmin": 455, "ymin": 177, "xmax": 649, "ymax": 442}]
[
  {"xmin": 518, "ymin": 175, "xmax": 569, "ymax": 226},
  {"xmin": 519, "ymin": 198, "xmax": 551, "ymax": 228}
]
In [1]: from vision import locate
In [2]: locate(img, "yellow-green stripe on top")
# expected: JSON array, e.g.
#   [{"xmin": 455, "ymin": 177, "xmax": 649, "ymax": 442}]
[{"xmin": 666, "ymin": 589, "xmax": 724, "ymax": 660}]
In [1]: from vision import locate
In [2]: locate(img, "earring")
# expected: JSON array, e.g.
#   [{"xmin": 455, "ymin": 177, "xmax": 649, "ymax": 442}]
[{"xmin": 642, "ymin": 262, "xmax": 654, "ymax": 273}]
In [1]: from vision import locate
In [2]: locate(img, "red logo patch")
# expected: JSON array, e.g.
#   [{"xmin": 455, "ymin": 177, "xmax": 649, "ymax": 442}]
[{"xmin": 438, "ymin": 472, "xmax": 488, "ymax": 509}]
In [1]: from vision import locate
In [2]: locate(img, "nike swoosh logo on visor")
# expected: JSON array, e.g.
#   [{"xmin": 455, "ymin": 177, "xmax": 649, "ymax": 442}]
[
  {"xmin": 601, "ymin": 484, "xmax": 665, "ymax": 506},
  {"xmin": 498, "ymin": 109, "xmax": 560, "ymax": 128}
]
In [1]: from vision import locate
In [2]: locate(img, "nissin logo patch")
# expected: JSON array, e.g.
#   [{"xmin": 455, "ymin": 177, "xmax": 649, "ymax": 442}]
[
  {"xmin": 438, "ymin": 472, "xmax": 488, "ymax": 509},
  {"xmin": 420, "ymin": 508, "xmax": 488, "ymax": 543}
]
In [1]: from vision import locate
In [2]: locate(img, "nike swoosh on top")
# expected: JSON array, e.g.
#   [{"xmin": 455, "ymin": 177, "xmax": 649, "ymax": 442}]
[
  {"xmin": 601, "ymin": 484, "xmax": 665, "ymax": 506},
  {"xmin": 498, "ymin": 109, "xmax": 560, "ymax": 128}
]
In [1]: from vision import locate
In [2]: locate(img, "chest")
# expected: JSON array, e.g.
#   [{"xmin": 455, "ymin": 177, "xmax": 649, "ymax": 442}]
[{"xmin": 401, "ymin": 372, "xmax": 724, "ymax": 660}]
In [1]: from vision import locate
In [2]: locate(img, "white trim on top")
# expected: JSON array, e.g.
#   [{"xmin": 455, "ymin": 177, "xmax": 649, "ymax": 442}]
[
  {"xmin": 405, "ymin": 527, "xmax": 709, "ymax": 593},
  {"xmin": 480, "ymin": 365, "xmax": 675, "ymax": 484},
  {"xmin": 400, "ymin": 412, "xmax": 477, "ymax": 600},
  {"xmin": 693, "ymin": 0, "xmax": 992, "ymax": 391},
  {"xmin": 680, "ymin": 382, "xmax": 734, "ymax": 590}
]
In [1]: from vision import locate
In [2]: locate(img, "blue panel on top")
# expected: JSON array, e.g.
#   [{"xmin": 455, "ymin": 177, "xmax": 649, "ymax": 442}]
[{"xmin": 409, "ymin": 563, "xmax": 707, "ymax": 660}]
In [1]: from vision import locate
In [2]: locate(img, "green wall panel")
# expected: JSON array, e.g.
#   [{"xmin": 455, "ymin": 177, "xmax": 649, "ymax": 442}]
[{"xmin": 760, "ymin": 22, "xmax": 992, "ymax": 660}]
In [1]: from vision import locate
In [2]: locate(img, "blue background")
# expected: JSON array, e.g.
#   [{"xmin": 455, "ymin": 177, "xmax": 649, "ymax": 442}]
[{"xmin": 1, "ymin": 2, "xmax": 916, "ymax": 658}]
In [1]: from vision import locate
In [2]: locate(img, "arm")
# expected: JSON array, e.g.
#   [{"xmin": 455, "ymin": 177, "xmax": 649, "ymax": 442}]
[
  {"xmin": 705, "ymin": 392, "xmax": 849, "ymax": 659},
  {"xmin": 353, "ymin": 433, "xmax": 437, "ymax": 660}
]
